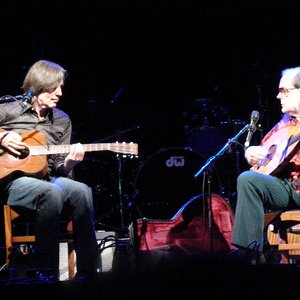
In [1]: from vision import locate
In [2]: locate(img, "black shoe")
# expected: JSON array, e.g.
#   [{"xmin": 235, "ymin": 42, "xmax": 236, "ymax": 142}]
[
  {"xmin": 227, "ymin": 248, "xmax": 266, "ymax": 265},
  {"xmin": 74, "ymin": 272, "xmax": 98, "ymax": 281},
  {"xmin": 247, "ymin": 250, "xmax": 266, "ymax": 265}
]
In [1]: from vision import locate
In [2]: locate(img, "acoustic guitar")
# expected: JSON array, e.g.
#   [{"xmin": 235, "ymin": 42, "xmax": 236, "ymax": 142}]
[
  {"xmin": 0, "ymin": 129, "xmax": 138, "ymax": 181},
  {"xmin": 251, "ymin": 125, "xmax": 300, "ymax": 175}
]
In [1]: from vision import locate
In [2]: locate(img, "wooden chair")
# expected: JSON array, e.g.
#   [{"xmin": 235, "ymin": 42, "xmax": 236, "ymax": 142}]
[
  {"xmin": 265, "ymin": 210, "xmax": 300, "ymax": 264},
  {"xmin": 3, "ymin": 204, "xmax": 75, "ymax": 278}
]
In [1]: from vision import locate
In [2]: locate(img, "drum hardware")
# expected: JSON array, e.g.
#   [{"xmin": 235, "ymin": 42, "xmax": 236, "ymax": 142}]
[
  {"xmin": 182, "ymin": 98, "xmax": 229, "ymax": 130},
  {"xmin": 194, "ymin": 122, "xmax": 251, "ymax": 253}
]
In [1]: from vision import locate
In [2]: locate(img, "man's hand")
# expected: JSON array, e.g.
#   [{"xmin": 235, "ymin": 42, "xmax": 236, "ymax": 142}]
[
  {"xmin": 245, "ymin": 146, "xmax": 268, "ymax": 166},
  {"xmin": 63, "ymin": 143, "xmax": 85, "ymax": 173},
  {"xmin": 0, "ymin": 131, "xmax": 27, "ymax": 156}
]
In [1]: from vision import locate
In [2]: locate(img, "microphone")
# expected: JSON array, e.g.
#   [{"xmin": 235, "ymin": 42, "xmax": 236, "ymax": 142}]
[
  {"xmin": 244, "ymin": 110, "xmax": 260, "ymax": 149},
  {"xmin": 22, "ymin": 88, "xmax": 35, "ymax": 105}
]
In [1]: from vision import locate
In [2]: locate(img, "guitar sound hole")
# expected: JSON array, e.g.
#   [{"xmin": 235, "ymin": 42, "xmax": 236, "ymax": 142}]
[
  {"xmin": 262, "ymin": 145, "xmax": 276, "ymax": 167},
  {"xmin": 18, "ymin": 147, "xmax": 30, "ymax": 159}
]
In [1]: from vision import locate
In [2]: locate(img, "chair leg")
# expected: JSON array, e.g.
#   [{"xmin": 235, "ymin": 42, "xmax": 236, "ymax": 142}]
[
  {"xmin": 68, "ymin": 240, "xmax": 75, "ymax": 279},
  {"xmin": 3, "ymin": 205, "xmax": 13, "ymax": 269},
  {"xmin": 281, "ymin": 252, "xmax": 289, "ymax": 264},
  {"xmin": 4, "ymin": 205, "xmax": 76, "ymax": 278}
]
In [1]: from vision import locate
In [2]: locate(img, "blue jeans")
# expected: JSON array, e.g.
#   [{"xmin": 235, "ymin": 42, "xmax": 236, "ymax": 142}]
[
  {"xmin": 7, "ymin": 176, "xmax": 98, "ymax": 275},
  {"xmin": 231, "ymin": 170, "xmax": 300, "ymax": 252}
]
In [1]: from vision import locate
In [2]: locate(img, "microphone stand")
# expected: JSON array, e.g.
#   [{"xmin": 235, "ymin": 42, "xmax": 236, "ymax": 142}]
[
  {"xmin": 194, "ymin": 123, "xmax": 250, "ymax": 254},
  {"xmin": 116, "ymin": 153, "xmax": 130, "ymax": 237},
  {"xmin": 91, "ymin": 126, "xmax": 139, "ymax": 238},
  {"xmin": 0, "ymin": 95, "xmax": 23, "ymax": 102}
]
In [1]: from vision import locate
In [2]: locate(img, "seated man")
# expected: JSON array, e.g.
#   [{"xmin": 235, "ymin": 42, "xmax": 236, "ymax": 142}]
[
  {"xmin": 0, "ymin": 60, "xmax": 99, "ymax": 280},
  {"xmin": 231, "ymin": 66, "xmax": 300, "ymax": 264}
]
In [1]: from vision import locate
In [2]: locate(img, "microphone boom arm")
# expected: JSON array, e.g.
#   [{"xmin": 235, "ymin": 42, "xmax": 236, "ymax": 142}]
[{"xmin": 194, "ymin": 123, "xmax": 251, "ymax": 178}]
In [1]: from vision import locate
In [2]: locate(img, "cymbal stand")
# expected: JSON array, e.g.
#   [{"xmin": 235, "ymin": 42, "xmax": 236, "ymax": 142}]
[
  {"xmin": 194, "ymin": 123, "xmax": 250, "ymax": 254},
  {"xmin": 116, "ymin": 154, "xmax": 128, "ymax": 236}
]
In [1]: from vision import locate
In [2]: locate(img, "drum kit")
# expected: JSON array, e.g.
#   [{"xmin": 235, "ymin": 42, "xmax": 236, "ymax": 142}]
[
  {"xmin": 78, "ymin": 98, "xmax": 248, "ymax": 251},
  {"xmin": 131, "ymin": 98, "xmax": 247, "ymax": 220}
]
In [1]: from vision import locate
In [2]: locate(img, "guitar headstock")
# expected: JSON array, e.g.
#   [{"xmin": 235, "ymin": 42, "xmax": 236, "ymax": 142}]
[{"xmin": 111, "ymin": 142, "xmax": 138, "ymax": 157}]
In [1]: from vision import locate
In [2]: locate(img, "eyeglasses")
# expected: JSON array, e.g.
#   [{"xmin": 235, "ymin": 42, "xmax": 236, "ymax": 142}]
[{"xmin": 278, "ymin": 87, "xmax": 300, "ymax": 96}]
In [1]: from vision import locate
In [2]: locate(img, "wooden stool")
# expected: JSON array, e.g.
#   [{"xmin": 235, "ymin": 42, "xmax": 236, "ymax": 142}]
[
  {"xmin": 3, "ymin": 204, "xmax": 75, "ymax": 278},
  {"xmin": 266, "ymin": 210, "xmax": 300, "ymax": 263}
]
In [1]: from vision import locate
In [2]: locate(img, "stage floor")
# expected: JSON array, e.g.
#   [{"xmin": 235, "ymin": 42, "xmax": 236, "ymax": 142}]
[{"xmin": 1, "ymin": 240, "xmax": 300, "ymax": 299}]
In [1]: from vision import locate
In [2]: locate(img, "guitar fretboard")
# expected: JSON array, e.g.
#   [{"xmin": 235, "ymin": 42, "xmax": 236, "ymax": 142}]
[{"xmin": 28, "ymin": 142, "xmax": 138, "ymax": 156}]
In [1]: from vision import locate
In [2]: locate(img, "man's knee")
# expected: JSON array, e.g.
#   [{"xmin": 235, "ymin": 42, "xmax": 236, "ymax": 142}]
[
  {"xmin": 237, "ymin": 171, "xmax": 258, "ymax": 186},
  {"xmin": 68, "ymin": 182, "xmax": 93, "ymax": 207},
  {"xmin": 38, "ymin": 182, "xmax": 63, "ymax": 209}
]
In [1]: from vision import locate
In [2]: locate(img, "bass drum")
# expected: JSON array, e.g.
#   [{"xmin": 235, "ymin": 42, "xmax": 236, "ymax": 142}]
[{"xmin": 134, "ymin": 147, "xmax": 220, "ymax": 220}]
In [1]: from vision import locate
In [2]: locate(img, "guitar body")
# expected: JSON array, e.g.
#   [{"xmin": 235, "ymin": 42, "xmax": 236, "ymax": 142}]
[
  {"xmin": 251, "ymin": 125, "xmax": 300, "ymax": 175},
  {"xmin": 0, "ymin": 130, "xmax": 48, "ymax": 181}
]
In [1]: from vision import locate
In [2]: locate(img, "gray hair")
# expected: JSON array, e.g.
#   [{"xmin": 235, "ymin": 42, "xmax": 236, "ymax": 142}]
[
  {"xmin": 22, "ymin": 60, "xmax": 67, "ymax": 95},
  {"xmin": 281, "ymin": 67, "xmax": 300, "ymax": 88}
]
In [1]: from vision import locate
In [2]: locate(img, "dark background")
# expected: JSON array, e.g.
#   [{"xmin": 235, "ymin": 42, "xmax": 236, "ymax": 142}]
[{"xmin": 1, "ymin": 0, "xmax": 299, "ymax": 227}]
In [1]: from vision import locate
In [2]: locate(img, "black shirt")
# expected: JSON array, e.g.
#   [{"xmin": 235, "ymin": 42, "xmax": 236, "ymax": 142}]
[{"xmin": 0, "ymin": 99, "xmax": 72, "ymax": 178}]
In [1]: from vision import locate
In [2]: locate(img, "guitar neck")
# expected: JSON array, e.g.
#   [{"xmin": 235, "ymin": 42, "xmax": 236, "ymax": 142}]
[{"xmin": 29, "ymin": 143, "xmax": 138, "ymax": 156}]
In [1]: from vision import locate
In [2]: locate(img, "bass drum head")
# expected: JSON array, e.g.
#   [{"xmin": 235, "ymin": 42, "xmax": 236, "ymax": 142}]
[{"xmin": 134, "ymin": 147, "xmax": 220, "ymax": 220}]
